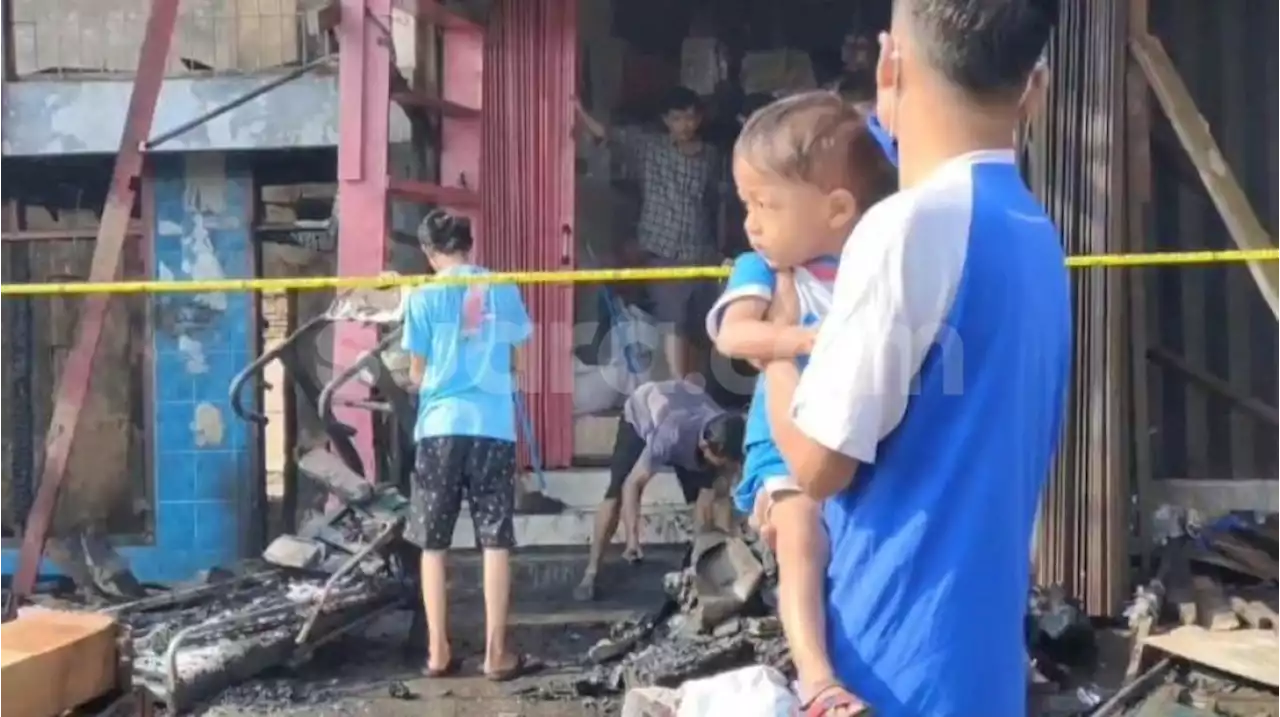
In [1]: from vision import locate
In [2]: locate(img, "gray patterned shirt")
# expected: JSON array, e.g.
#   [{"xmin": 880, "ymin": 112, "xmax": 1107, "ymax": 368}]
[
  {"xmin": 623, "ymin": 379, "xmax": 724, "ymax": 472},
  {"xmin": 612, "ymin": 127, "xmax": 726, "ymax": 264}
]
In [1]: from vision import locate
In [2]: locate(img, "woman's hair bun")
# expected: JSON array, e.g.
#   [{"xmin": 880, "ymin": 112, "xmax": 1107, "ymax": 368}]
[{"xmin": 417, "ymin": 209, "xmax": 474, "ymax": 254}]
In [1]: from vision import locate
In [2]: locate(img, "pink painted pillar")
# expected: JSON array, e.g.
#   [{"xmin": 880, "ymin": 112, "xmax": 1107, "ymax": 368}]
[
  {"xmin": 335, "ymin": 0, "xmax": 391, "ymax": 474},
  {"xmin": 440, "ymin": 20, "xmax": 484, "ymax": 248}
]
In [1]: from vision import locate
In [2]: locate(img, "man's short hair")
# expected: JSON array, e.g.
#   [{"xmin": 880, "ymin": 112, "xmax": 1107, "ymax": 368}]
[
  {"xmin": 661, "ymin": 86, "xmax": 701, "ymax": 114},
  {"xmin": 898, "ymin": 0, "xmax": 1057, "ymax": 99},
  {"xmin": 702, "ymin": 412, "xmax": 745, "ymax": 465},
  {"xmin": 735, "ymin": 91, "xmax": 897, "ymax": 208}
]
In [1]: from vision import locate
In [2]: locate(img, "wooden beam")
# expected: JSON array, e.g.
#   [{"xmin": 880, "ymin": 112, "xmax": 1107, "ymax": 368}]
[
  {"xmin": 1124, "ymin": 0, "xmax": 1155, "ymax": 570},
  {"xmin": 0, "ymin": 609, "xmax": 120, "ymax": 717},
  {"xmin": 1130, "ymin": 33, "xmax": 1280, "ymax": 317},
  {"xmin": 1, "ymin": 226, "xmax": 144, "ymax": 242},
  {"xmin": 1147, "ymin": 346, "xmax": 1280, "ymax": 427}
]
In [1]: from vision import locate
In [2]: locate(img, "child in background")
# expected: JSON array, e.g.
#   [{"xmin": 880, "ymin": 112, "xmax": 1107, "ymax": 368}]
[{"xmin": 706, "ymin": 93, "xmax": 896, "ymax": 716}]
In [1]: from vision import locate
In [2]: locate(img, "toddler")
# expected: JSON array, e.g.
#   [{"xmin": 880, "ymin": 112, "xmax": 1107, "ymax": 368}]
[{"xmin": 706, "ymin": 93, "xmax": 896, "ymax": 716}]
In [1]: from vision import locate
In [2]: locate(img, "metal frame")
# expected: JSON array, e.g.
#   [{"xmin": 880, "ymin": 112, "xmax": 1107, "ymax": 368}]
[
  {"xmin": 332, "ymin": 0, "xmax": 482, "ymax": 472},
  {"xmin": 144, "ymin": 55, "xmax": 336, "ymax": 151}
]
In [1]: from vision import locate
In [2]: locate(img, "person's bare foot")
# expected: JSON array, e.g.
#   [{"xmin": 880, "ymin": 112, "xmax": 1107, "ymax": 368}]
[
  {"xmin": 423, "ymin": 649, "xmax": 458, "ymax": 677},
  {"xmin": 621, "ymin": 545, "xmax": 644, "ymax": 564},
  {"xmin": 484, "ymin": 652, "xmax": 543, "ymax": 682},
  {"xmin": 573, "ymin": 573, "xmax": 597, "ymax": 601}
]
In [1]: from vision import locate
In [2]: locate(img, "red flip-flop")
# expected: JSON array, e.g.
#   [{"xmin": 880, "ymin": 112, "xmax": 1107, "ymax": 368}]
[{"xmin": 801, "ymin": 684, "xmax": 872, "ymax": 717}]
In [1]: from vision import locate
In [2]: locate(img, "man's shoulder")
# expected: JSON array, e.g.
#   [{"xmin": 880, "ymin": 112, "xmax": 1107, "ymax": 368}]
[{"xmin": 849, "ymin": 179, "xmax": 978, "ymax": 258}]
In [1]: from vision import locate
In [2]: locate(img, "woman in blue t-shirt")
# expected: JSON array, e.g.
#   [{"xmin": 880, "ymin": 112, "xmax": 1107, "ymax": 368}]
[{"xmin": 400, "ymin": 209, "xmax": 537, "ymax": 682}]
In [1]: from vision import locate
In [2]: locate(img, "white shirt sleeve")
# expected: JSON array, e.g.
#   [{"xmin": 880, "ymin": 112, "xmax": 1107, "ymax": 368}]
[{"xmin": 790, "ymin": 190, "xmax": 969, "ymax": 464}]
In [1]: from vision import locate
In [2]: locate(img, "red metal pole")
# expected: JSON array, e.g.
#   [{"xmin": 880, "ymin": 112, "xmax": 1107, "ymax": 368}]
[{"xmin": 5, "ymin": 0, "xmax": 181, "ymax": 618}]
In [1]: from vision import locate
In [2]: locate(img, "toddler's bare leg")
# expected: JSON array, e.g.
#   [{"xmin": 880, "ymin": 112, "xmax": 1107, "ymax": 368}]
[{"xmin": 770, "ymin": 491, "xmax": 836, "ymax": 695}]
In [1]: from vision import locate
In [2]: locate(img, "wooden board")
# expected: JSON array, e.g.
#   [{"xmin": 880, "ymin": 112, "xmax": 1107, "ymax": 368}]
[
  {"xmin": 1131, "ymin": 33, "xmax": 1280, "ymax": 317},
  {"xmin": 1144, "ymin": 625, "xmax": 1280, "ymax": 687},
  {"xmin": 0, "ymin": 609, "xmax": 119, "ymax": 717}
]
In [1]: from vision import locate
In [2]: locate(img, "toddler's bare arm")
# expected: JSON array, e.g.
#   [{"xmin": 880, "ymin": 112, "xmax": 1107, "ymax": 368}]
[{"xmin": 715, "ymin": 296, "xmax": 815, "ymax": 362}]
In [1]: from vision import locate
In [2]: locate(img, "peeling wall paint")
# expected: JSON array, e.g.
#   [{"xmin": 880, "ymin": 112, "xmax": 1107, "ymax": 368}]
[
  {"xmin": 157, "ymin": 155, "xmax": 236, "ymax": 374},
  {"xmin": 2, "ymin": 74, "xmax": 412, "ymax": 157},
  {"xmin": 192, "ymin": 403, "xmax": 225, "ymax": 447}
]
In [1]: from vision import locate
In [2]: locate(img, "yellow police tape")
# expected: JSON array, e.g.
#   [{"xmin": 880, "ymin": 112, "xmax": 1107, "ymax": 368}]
[{"xmin": 0, "ymin": 248, "xmax": 1277, "ymax": 297}]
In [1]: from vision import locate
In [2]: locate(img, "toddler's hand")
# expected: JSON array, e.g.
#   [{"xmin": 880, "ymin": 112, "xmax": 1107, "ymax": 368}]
[
  {"xmin": 767, "ymin": 271, "xmax": 802, "ymax": 326},
  {"xmin": 752, "ymin": 492, "xmax": 778, "ymax": 551}
]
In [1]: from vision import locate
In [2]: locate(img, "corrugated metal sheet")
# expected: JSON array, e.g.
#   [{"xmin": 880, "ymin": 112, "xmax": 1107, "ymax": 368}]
[
  {"xmin": 479, "ymin": 0, "xmax": 577, "ymax": 468},
  {"xmin": 1026, "ymin": 0, "xmax": 1130, "ymax": 615},
  {"xmin": 1144, "ymin": 0, "xmax": 1278, "ymax": 483}
]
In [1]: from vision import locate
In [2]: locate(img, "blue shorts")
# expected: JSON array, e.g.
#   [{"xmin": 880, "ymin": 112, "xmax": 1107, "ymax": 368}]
[{"xmin": 733, "ymin": 442, "xmax": 796, "ymax": 514}]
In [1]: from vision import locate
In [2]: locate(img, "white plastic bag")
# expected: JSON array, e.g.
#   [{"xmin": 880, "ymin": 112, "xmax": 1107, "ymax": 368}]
[
  {"xmin": 573, "ymin": 356, "xmax": 630, "ymax": 416},
  {"xmin": 608, "ymin": 301, "xmax": 658, "ymax": 390},
  {"xmin": 676, "ymin": 665, "xmax": 800, "ymax": 717},
  {"xmin": 573, "ymin": 298, "xmax": 659, "ymax": 416}
]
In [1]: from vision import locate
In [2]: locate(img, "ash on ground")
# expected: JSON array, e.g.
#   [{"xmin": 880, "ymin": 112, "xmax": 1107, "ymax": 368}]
[{"xmin": 522, "ymin": 530, "xmax": 793, "ymax": 702}]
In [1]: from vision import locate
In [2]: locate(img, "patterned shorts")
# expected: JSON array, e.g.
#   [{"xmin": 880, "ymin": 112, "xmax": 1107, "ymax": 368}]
[{"xmin": 408, "ymin": 436, "xmax": 517, "ymax": 551}]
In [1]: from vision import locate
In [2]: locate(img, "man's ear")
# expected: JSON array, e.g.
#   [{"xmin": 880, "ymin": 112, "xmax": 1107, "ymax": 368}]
[{"xmin": 1019, "ymin": 63, "xmax": 1049, "ymax": 121}]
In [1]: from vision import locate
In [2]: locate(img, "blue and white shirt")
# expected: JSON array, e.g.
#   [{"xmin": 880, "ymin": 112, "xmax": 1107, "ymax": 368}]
[
  {"xmin": 706, "ymin": 252, "xmax": 839, "ymax": 510},
  {"xmin": 790, "ymin": 150, "xmax": 1071, "ymax": 716}
]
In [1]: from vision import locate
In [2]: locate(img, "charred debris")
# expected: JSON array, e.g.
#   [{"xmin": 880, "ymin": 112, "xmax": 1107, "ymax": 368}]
[
  {"xmin": 1100, "ymin": 508, "xmax": 1279, "ymax": 717},
  {"xmin": 17, "ymin": 499, "xmax": 1279, "ymax": 716}
]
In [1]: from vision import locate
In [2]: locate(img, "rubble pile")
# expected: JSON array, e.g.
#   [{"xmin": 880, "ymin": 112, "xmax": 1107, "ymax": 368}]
[
  {"xmin": 1105, "ymin": 509, "xmax": 1279, "ymax": 716},
  {"xmin": 567, "ymin": 530, "xmax": 793, "ymax": 697},
  {"xmin": 108, "ymin": 564, "xmax": 405, "ymax": 711},
  {"xmin": 71, "ymin": 453, "xmax": 419, "ymax": 713},
  {"xmin": 1027, "ymin": 585, "xmax": 1100, "ymax": 688}
]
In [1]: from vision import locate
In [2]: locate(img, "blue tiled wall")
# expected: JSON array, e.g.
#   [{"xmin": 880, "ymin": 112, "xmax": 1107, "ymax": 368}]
[
  {"xmin": 139, "ymin": 153, "xmax": 256, "ymax": 581},
  {"xmin": 3, "ymin": 154, "xmax": 258, "ymax": 582}
]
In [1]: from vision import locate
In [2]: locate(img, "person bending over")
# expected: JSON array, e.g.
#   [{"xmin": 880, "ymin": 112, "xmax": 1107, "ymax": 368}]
[
  {"xmin": 575, "ymin": 379, "xmax": 744, "ymax": 601},
  {"xmin": 706, "ymin": 94, "xmax": 895, "ymax": 717}
]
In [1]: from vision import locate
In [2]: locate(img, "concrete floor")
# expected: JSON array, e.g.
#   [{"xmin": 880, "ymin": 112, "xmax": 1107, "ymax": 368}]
[
  {"xmin": 197, "ymin": 627, "xmax": 619, "ymax": 717},
  {"xmin": 188, "ymin": 546, "xmax": 687, "ymax": 716}
]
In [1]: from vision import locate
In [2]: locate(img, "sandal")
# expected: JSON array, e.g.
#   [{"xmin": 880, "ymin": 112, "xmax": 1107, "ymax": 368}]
[
  {"xmin": 485, "ymin": 654, "xmax": 544, "ymax": 682},
  {"xmin": 800, "ymin": 684, "xmax": 872, "ymax": 717},
  {"xmin": 421, "ymin": 656, "xmax": 462, "ymax": 678}
]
